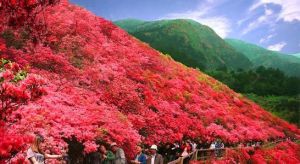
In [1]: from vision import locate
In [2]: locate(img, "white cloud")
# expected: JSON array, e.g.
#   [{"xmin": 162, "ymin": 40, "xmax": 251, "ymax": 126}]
[
  {"xmin": 242, "ymin": 5, "xmax": 276, "ymax": 35},
  {"xmin": 249, "ymin": 1, "xmax": 263, "ymax": 12},
  {"xmin": 161, "ymin": 2, "xmax": 231, "ymax": 38},
  {"xmin": 237, "ymin": 17, "xmax": 248, "ymax": 26},
  {"xmin": 265, "ymin": 7, "xmax": 273, "ymax": 16},
  {"xmin": 243, "ymin": 0, "xmax": 300, "ymax": 35},
  {"xmin": 259, "ymin": 38, "xmax": 264, "ymax": 44},
  {"xmin": 267, "ymin": 42, "xmax": 287, "ymax": 51},
  {"xmin": 250, "ymin": 0, "xmax": 300, "ymax": 22},
  {"xmin": 259, "ymin": 33, "xmax": 276, "ymax": 43},
  {"xmin": 242, "ymin": 15, "xmax": 270, "ymax": 34}
]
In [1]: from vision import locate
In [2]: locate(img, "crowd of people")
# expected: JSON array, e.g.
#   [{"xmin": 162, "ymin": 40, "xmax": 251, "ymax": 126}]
[
  {"xmin": 26, "ymin": 134, "xmax": 165, "ymax": 164},
  {"xmin": 26, "ymin": 134, "xmax": 295, "ymax": 164},
  {"xmin": 82, "ymin": 143, "xmax": 165, "ymax": 164}
]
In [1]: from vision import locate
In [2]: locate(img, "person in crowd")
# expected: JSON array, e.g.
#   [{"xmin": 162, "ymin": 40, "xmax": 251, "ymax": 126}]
[
  {"xmin": 27, "ymin": 134, "xmax": 64, "ymax": 164},
  {"xmin": 215, "ymin": 138, "xmax": 224, "ymax": 149},
  {"xmin": 255, "ymin": 141, "xmax": 261, "ymax": 148},
  {"xmin": 237, "ymin": 142, "xmax": 245, "ymax": 148},
  {"xmin": 60, "ymin": 148, "xmax": 70, "ymax": 164},
  {"xmin": 214, "ymin": 138, "xmax": 224, "ymax": 157},
  {"xmin": 157, "ymin": 144, "xmax": 166, "ymax": 161},
  {"xmin": 205, "ymin": 141, "xmax": 211, "ymax": 149},
  {"xmin": 180, "ymin": 141, "xmax": 191, "ymax": 157},
  {"xmin": 196, "ymin": 140, "xmax": 207, "ymax": 159},
  {"xmin": 131, "ymin": 146, "xmax": 147, "ymax": 164},
  {"xmin": 146, "ymin": 145, "xmax": 163, "ymax": 164},
  {"xmin": 84, "ymin": 151, "xmax": 101, "ymax": 164},
  {"xmin": 111, "ymin": 142, "xmax": 126, "ymax": 164},
  {"xmin": 164, "ymin": 142, "xmax": 177, "ymax": 161},
  {"xmin": 190, "ymin": 141, "xmax": 197, "ymax": 152},
  {"xmin": 209, "ymin": 141, "xmax": 216, "ymax": 149},
  {"xmin": 196, "ymin": 141, "xmax": 203, "ymax": 150},
  {"xmin": 181, "ymin": 141, "xmax": 192, "ymax": 164},
  {"xmin": 186, "ymin": 140, "xmax": 194, "ymax": 151},
  {"xmin": 99, "ymin": 145, "xmax": 115, "ymax": 164},
  {"xmin": 171, "ymin": 142, "xmax": 181, "ymax": 160},
  {"xmin": 144, "ymin": 147, "xmax": 150, "ymax": 157},
  {"xmin": 160, "ymin": 143, "xmax": 174, "ymax": 162},
  {"xmin": 246, "ymin": 142, "xmax": 251, "ymax": 147}
]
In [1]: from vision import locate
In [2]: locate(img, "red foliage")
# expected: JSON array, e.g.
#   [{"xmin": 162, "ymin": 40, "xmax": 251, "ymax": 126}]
[
  {"xmin": 253, "ymin": 141, "xmax": 300, "ymax": 163},
  {"xmin": 213, "ymin": 141, "xmax": 300, "ymax": 163},
  {"xmin": 0, "ymin": 123, "xmax": 33, "ymax": 163},
  {"xmin": 0, "ymin": 0, "xmax": 299, "ymax": 163},
  {"xmin": 0, "ymin": 41, "xmax": 46, "ymax": 163},
  {"xmin": 0, "ymin": 58, "xmax": 46, "ymax": 120},
  {"xmin": 0, "ymin": 0, "xmax": 60, "ymax": 23}
]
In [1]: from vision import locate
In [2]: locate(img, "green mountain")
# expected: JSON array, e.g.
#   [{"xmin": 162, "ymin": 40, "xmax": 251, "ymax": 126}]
[
  {"xmin": 225, "ymin": 39, "xmax": 300, "ymax": 77},
  {"xmin": 291, "ymin": 53, "xmax": 300, "ymax": 58},
  {"xmin": 114, "ymin": 19, "xmax": 252, "ymax": 70}
]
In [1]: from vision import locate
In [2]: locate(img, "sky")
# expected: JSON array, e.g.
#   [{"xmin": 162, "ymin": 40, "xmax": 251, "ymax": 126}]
[{"xmin": 70, "ymin": 0, "xmax": 300, "ymax": 54}]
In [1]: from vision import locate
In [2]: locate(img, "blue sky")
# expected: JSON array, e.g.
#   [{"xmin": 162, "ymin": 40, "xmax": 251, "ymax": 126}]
[{"xmin": 70, "ymin": 0, "xmax": 300, "ymax": 54}]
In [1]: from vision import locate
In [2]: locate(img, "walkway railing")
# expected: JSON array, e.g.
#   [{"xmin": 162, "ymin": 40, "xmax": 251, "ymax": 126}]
[
  {"xmin": 167, "ymin": 139, "xmax": 298, "ymax": 164},
  {"xmin": 167, "ymin": 150, "xmax": 198, "ymax": 164},
  {"xmin": 167, "ymin": 148, "xmax": 226, "ymax": 164}
]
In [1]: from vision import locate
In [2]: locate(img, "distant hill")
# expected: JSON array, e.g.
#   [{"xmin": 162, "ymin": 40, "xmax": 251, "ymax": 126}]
[
  {"xmin": 226, "ymin": 39, "xmax": 300, "ymax": 77},
  {"xmin": 291, "ymin": 53, "xmax": 300, "ymax": 58},
  {"xmin": 115, "ymin": 19, "xmax": 252, "ymax": 71}
]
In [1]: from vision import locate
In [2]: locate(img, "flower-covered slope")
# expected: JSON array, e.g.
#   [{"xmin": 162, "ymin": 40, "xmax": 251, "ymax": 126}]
[
  {"xmin": 0, "ymin": 0, "xmax": 299, "ymax": 161},
  {"xmin": 223, "ymin": 141, "xmax": 300, "ymax": 163},
  {"xmin": 191, "ymin": 141, "xmax": 300, "ymax": 163}
]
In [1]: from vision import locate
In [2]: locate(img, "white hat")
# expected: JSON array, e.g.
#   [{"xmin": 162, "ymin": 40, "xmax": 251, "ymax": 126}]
[
  {"xmin": 111, "ymin": 142, "xmax": 117, "ymax": 147},
  {"xmin": 150, "ymin": 145, "xmax": 158, "ymax": 150}
]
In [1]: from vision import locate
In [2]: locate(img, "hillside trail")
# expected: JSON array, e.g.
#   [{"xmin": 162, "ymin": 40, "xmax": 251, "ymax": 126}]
[{"xmin": 168, "ymin": 139, "xmax": 300, "ymax": 164}]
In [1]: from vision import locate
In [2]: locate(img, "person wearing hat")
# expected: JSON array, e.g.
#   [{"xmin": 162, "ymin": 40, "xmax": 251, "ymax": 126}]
[
  {"xmin": 146, "ymin": 145, "xmax": 163, "ymax": 164},
  {"xmin": 111, "ymin": 142, "xmax": 126, "ymax": 164}
]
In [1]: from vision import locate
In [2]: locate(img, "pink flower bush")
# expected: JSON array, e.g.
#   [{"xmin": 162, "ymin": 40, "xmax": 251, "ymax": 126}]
[
  {"xmin": 0, "ymin": 0, "xmax": 299, "ymax": 163},
  {"xmin": 215, "ymin": 141, "xmax": 300, "ymax": 163}
]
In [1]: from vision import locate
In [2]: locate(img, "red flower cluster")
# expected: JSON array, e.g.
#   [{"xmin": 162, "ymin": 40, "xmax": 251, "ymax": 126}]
[
  {"xmin": 0, "ymin": 41, "xmax": 47, "ymax": 163},
  {"xmin": 213, "ymin": 141, "xmax": 300, "ymax": 163},
  {"xmin": 0, "ymin": 0, "xmax": 299, "ymax": 163},
  {"xmin": 0, "ymin": 124, "xmax": 33, "ymax": 163},
  {"xmin": 0, "ymin": 57, "xmax": 46, "ymax": 121},
  {"xmin": 0, "ymin": 0, "xmax": 58, "ymax": 28}
]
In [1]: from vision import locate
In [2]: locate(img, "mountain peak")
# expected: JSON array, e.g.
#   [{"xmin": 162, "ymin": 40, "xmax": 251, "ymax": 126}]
[
  {"xmin": 226, "ymin": 39, "xmax": 300, "ymax": 77},
  {"xmin": 115, "ymin": 19, "xmax": 252, "ymax": 70}
]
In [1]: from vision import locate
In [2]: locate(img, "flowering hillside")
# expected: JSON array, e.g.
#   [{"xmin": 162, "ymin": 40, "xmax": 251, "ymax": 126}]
[
  {"xmin": 190, "ymin": 141, "xmax": 300, "ymax": 163},
  {"xmin": 221, "ymin": 141, "xmax": 300, "ymax": 163},
  {"xmin": 0, "ymin": 0, "xmax": 299, "ymax": 162}
]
